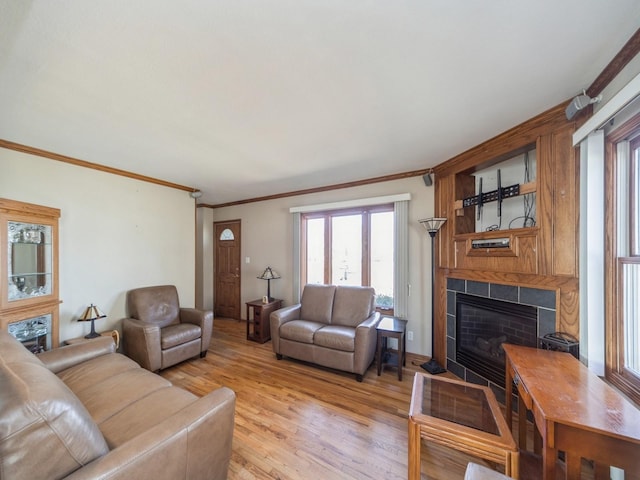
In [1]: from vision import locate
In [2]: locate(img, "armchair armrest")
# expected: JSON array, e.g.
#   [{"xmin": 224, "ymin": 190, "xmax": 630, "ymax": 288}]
[
  {"xmin": 65, "ymin": 387, "xmax": 236, "ymax": 480},
  {"xmin": 38, "ymin": 336, "xmax": 116, "ymax": 374},
  {"xmin": 270, "ymin": 304, "xmax": 301, "ymax": 354},
  {"xmin": 122, "ymin": 318, "xmax": 162, "ymax": 372},
  {"xmin": 180, "ymin": 308, "xmax": 214, "ymax": 353}
]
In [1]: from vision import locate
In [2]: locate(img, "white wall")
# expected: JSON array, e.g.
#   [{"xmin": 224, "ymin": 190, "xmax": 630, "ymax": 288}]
[
  {"xmin": 1, "ymin": 148, "xmax": 197, "ymax": 342},
  {"xmin": 197, "ymin": 176, "xmax": 436, "ymax": 356}
]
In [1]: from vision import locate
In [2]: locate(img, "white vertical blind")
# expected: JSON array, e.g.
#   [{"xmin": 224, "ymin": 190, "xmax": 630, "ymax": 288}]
[
  {"xmin": 393, "ymin": 200, "xmax": 409, "ymax": 318},
  {"xmin": 580, "ymin": 130, "xmax": 605, "ymax": 376},
  {"xmin": 292, "ymin": 212, "xmax": 301, "ymax": 304}
]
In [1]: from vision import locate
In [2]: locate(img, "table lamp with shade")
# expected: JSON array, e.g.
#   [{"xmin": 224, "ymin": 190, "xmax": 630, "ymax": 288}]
[
  {"xmin": 257, "ymin": 267, "xmax": 280, "ymax": 302},
  {"xmin": 78, "ymin": 304, "xmax": 106, "ymax": 339}
]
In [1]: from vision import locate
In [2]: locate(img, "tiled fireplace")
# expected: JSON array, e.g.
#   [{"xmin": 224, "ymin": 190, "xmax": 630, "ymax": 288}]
[{"xmin": 446, "ymin": 279, "xmax": 557, "ymax": 401}]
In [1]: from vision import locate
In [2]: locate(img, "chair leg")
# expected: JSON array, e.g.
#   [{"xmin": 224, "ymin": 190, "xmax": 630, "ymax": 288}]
[
  {"xmin": 355, "ymin": 374, "xmax": 363, "ymax": 382},
  {"xmin": 200, "ymin": 351, "xmax": 207, "ymax": 358},
  {"xmin": 276, "ymin": 353, "xmax": 283, "ymax": 360}
]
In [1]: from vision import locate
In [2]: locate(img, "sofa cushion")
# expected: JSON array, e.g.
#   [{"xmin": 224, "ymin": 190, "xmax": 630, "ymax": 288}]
[
  {"xmin": 68, "ymin": 367, "xmax": 173, "ymax": 423},
  {"xmin": 57, "ymin": 351, "xmax": 141, "ymax": 391},
  {"xmin": 314, "ymin": 325, "xmax": 356, "ymax": 352},
  {"xmin": 300, "ymin": 284, "xmax": 336, "ymax": 324},
  {"xmin": 0, "ymin": 350, "xmax": 109, "ymax": 480},
  {"xmin": 161, "ymin": 323, "xmax": 202, "ymax": 349},
  {"xmin": 331, "ymin": 286, "xmax": 375, "ymax": 327},
  {"xmin": 279, "ymin": 320, "xmax": 326, "ymax": 344},
  {"xmin": 99, "ymin": 386, "xmax": 197, "ymax": 447}
]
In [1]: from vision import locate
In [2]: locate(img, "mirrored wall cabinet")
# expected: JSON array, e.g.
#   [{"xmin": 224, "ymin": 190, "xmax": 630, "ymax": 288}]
[{"xmin": 1, "ymin": 198, "xmax": 60, "ymax": 349}]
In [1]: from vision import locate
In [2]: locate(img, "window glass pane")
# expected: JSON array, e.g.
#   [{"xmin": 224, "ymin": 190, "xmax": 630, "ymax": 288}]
[
  {"xmin": 331, "ymin": 215, "xmax": 362, "ymax": 286},
  {"xmin": 622, "ymin": 262, "xmax": 640, "ymax": 376},
  {"xmin": 633, "ymin": 147, "xmax": 640, "ymax": 256},
  {"xmin": 306, "ymin": 218, "xmax": 325, "ymax": 284},
  {"xmin": 371, "ymin": 211, "xmax": 394, "ymax": 309},
  {"xmin": 219, "ymin": 228, "xmax": 234, "ymax": 241}
]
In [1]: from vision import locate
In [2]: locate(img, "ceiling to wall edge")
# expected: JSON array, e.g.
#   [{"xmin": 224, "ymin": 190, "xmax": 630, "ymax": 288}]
[{"xmin": 2, "ymin": 29, "xmax": 638, "ymax": 209}]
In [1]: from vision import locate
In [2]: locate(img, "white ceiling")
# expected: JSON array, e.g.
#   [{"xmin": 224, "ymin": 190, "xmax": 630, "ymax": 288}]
[{"xmin": 1, "ymin": 1, "xmax": 639, "ymax": 205}]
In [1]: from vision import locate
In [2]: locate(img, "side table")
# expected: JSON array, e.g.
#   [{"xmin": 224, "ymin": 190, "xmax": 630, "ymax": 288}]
[
  {"xmin": 65, "ymin": 329, "xmax": 120, "ymax": 349},
  {"xmin": 376, "ymin": 316, "xmax": 407, "ymax": 380},
  {"xmin": 246, "ymin": 298, "xmax": 282, "ymax": 343}
]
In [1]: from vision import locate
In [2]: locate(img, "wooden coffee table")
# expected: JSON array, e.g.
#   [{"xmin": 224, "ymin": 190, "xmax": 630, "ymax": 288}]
[{"xmin": 408, "ymin": 372, "xmax": 519, "ymax": 479}]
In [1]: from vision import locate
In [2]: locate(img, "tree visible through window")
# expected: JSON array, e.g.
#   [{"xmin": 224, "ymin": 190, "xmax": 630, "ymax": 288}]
[{"xmin": 302, "ymin": 205, "xmax": 394, "ymax": 312}]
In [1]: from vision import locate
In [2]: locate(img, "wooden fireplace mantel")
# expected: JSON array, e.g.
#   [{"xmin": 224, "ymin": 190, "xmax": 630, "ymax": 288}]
[{"xmin": 432, "ymin": 103, "xmax": 580, "ymax": 366}]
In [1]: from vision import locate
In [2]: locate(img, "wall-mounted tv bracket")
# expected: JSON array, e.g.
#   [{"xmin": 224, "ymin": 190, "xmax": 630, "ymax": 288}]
[
  {"xmin": 462, "ymin": 183, "xmax": 520, "ymax": 210},
  {"xmin": 477, "ymin": 177, "xmax": 483, "ymax": 220}
]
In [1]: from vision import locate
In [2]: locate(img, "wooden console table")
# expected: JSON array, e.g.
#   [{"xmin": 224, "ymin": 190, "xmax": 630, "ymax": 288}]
[{"xmin": 504, "ymin": 344, "xmax": 640, "ymax": 479}]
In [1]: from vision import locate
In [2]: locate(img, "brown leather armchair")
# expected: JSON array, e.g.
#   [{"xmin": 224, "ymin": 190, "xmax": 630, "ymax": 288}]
[{"xmin": 122, "ymin": 285, "xmax": 213, "ymax": 371}]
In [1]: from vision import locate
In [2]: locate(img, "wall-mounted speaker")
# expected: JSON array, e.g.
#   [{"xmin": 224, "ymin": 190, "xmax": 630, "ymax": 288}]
[{"xmin": 422, "ymin": 173, "xmax": 433, "ymax": 187}]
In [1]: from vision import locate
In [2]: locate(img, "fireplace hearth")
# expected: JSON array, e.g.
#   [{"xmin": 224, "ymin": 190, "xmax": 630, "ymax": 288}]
[{"xmin": 455, "ymin": 293, "xmax": 537, "ymax": 387}]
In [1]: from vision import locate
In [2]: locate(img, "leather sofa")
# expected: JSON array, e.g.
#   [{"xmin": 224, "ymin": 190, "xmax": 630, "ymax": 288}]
[
  {"xmin": 0, "ymin": 329, "xmax": 235, "ymax": 480},
  {"xmin": 123, "ymin": 285, "xmax": 213, "ymax": 371},
  {"xmin": 270, "ymin": 284, "xmax": 381, "ymax": 381}
]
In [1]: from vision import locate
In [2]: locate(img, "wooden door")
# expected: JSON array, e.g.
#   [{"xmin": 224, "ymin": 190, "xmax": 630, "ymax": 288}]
[{"xmin": 214, "ymin": 220, "xmax": 241, "ymax": 319}]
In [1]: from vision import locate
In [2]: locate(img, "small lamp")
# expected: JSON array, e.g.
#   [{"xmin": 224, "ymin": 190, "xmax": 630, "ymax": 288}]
[
  {"xmin": 78, "ymin": 304, "xmax": 106, "ymax": 339},
  {"xmin": 257, "ymin": 267, "xmax": 281, "ymax": 302}
]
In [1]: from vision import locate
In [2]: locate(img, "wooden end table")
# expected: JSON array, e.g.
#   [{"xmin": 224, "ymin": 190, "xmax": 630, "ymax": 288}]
[
  {"xmin": 376, "ymin": 316, "xmax": 407, "ymax": 380},
  {"xmin": 408, "ymin": 372, "xmax": 519, "ymax": 480},
  {"xmin": 246, "ymin": 298, "xmax": 282, "ymax": 343}
]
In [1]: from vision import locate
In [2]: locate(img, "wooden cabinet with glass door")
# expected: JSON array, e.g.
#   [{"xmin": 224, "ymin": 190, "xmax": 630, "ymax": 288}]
[{"xmin": 0, "ymin": 198, "xmax": 61, "ymax": 349}]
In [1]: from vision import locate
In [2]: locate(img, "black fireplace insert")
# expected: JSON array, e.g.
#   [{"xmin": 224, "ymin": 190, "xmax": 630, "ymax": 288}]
[{"xmin": 456, "ymin": 293, "xmax": 537, "ymax": 387}]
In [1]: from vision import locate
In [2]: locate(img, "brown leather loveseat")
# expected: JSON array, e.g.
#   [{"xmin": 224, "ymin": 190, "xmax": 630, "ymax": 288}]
[
  {"xmin": 270, "ymin": 284, "xmax": 381, "ymax": 381},
  {"xmin": 0, "ymin": 329, "xmax": 235, "ymax": 479}
]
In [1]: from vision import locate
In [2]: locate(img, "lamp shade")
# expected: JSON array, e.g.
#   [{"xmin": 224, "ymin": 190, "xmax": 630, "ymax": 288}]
[
  {"xmin": 418, "ymin": 217, "xmax": 447, "ymax": 234},
  {"xmin": 257, "ymin": 266, "xmax": 281, "ymax": 280},
  {"xmin": 79, "ymin": 304, "xmax": 106, "ymax": 321}
]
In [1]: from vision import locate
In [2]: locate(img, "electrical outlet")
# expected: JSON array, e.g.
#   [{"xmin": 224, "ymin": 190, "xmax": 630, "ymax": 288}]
[{"xmin": 407, "ymin": 331, "xmax": 414, "ymax": 341}]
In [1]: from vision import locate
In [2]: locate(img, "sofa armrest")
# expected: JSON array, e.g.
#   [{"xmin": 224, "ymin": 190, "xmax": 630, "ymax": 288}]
[
  {"xmin": 64, "ymin": 387, "xmax": 236, "ymax": 480},
  {"xmin": 270, "ymin": 304, "xmax": 301, "ymax": 354},
  {"xmin": 356, "ymin": 311, "xmax": 381, "ymax": 331},
  {"xmin": 180, "ymin": 308, "xmax": 214, "ymax": 353},
  {"xmin": 38, "ymin": 336, "xmax": 116, "ymax": 374},
  {"xmin": 354, "ymin": 311, "xmax": 381, "ymax": 374},
  {"xmin": 122, "ymin": 318, "xmax": 162, "ymax": 372}
]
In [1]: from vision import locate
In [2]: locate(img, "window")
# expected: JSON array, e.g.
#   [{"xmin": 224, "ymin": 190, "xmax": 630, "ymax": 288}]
[
  {"xmin": 302, "ymin": 205, "xmax": 394, "ymax": 312},
  {"xmin": 606, "ymin": 113, "xmax": 640, "ymax": 403}
]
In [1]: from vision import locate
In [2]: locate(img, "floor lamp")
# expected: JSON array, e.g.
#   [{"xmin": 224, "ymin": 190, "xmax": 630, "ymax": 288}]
[{"xmin": 419, "ymin": 217, "xmax": 447, "ymax": 374}]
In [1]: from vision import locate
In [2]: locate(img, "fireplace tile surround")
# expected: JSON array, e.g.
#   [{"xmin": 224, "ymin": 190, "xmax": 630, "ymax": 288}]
[{"xmin": 445, "ymin": 278, "xmax": 557, "ymax": 403}]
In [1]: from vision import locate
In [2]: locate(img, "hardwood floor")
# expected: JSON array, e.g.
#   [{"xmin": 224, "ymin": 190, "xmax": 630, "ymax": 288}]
[{"xmin": 159, "ymin": 318, "xmax": 591, "ymax": 480}]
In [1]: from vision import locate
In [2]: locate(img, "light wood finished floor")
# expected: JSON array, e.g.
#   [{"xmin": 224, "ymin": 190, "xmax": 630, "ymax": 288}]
[{"xmin": 160, "ymin": 318, "xmax": 595, "ymax": 480}]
